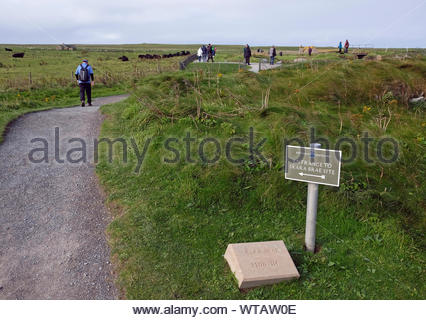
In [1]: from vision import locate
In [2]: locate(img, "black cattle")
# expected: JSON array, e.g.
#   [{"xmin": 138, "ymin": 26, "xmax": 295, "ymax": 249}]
[
  {"xmin": 139, "ymin": 54, "xmax": 158, "ymax": 60},
  {"xmin": 12, "ymin": 52, "xmax": 25, "ymax": 58},
  {"xmin": 5, "ymin": 48, "xmax": 12, "ymax": 52},
  {"xmin": 279, "ymin": 51, "xmax": 283, "ymax": 56},
  {"xmin": 118, "ymin": 55, "xmax": 129, "ymax": 61},
  {"xmin": 139, "ymin": 51, "xmax": 191, "ymax": 60}
]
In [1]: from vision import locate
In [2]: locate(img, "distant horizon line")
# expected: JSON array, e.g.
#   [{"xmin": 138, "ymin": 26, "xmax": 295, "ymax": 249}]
[{"xmin": 0, "ymin": 42, "xmax": 424, "ymax": 49}]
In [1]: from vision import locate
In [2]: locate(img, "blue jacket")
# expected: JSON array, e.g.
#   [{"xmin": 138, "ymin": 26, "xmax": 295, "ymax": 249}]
[{"xmin": 75, "ymin": 63, "xmax": 94, "ymax": 84}]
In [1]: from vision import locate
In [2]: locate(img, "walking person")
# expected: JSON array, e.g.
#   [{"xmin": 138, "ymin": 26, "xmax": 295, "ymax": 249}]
[
  {"xmin": 308, "ymin": 46, "xmax": 313, "ymax": 56},
  {"xmin": 197, "ymin": 46, "xmax": 203, "ymax": 62},
  {"xmin": 344, "ymin": 40, "xmax": 350, "ymax": 53},
  {"xmin": 75, "ymin": 59, "xmax": 94, "ymax": 107},
  {"xmin": 269, "ymin": 46, "xmax": 277, "ymax": 65},
  {"xmin": 207, "ymin": 44, "xmax": 214, "ymax": 62},
  {"xmin": 243, "ymin": 44, "xmax": 252, "ymax": 65},
  {"xmin": 338, "ymin": 41, "xmax": 343, "ymax": 53},
  {"xmin": 202, "ymin": 45, "xmax": 208, "ymax": 62}
]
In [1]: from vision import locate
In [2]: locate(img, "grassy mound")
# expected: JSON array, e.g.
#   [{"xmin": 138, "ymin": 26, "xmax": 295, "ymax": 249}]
[{"xmin": 97, "ymin": 57, "xmax": 425, "ymax": 299}]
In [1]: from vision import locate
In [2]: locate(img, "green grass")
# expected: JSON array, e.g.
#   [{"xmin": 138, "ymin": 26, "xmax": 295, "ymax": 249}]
[
  {"xmin": 96, "ymin": 56, "xmax": 426, "ymax": 299},
  {"xmin": 0, "ymin": 84, "xmax": 127, "ymax": 142},
  {"xmin": 0, "ymin": 44, "xmax": 183, "ymax": 142},
  {"xmin": 186, "ymin": 62, "xmax": 247, "ymax": 74},
  {"xmin": 1, "ymin": 44, "xmax": 424, "ymax": 299}
]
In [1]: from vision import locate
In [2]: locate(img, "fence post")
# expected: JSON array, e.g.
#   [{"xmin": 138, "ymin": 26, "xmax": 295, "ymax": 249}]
[{"xmin": 29, "ymin": 72, "xmax": 32, "ymax": 85}]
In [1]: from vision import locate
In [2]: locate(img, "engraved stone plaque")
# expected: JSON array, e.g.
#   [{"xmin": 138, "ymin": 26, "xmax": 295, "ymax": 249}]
[{"xmin": 224, "ymin": 240, "xmax": 300, "ymax": 289}]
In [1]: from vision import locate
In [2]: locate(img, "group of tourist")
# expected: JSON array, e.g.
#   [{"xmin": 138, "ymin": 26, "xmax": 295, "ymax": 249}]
[
  {"xmin": 197, "ymin": 44, "xmax": 216, "ymax": 62},
  {"xmin": 76, "ymin": 40, "xmax": 352, "ymax": 106}
]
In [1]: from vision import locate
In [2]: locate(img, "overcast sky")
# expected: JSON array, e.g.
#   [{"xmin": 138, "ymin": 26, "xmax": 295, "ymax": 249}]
[{"xmin": 2, "ymin": 0, "xmax": 425, "ymax": 47}]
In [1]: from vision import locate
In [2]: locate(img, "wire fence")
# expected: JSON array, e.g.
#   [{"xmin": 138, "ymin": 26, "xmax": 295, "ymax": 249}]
[{"xmin": 0, "ymin": 60, "xmax": 181, "ymax": 92}]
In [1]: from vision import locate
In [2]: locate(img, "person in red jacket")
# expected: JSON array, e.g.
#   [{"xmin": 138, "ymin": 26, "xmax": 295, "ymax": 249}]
[{"xmin": 344, "ymin": 40, "xmax": 350, "ymax": 53}]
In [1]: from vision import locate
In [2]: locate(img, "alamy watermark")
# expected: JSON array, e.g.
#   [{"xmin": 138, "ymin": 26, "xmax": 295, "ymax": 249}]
[{"xmin": 27, "ymin": 127, "xmax": 399, "ymax": 173}]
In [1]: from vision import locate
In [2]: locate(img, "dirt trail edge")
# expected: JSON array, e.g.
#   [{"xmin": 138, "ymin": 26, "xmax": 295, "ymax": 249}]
[{"xmin": 0, "ymin": 95, "xmax": 129, "ymax": 299}]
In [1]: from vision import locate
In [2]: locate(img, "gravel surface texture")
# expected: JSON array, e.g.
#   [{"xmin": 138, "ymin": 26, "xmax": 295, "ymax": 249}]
[{"xmin": 0, "ymin": 95, "xmax": 128, "ymax": 299}]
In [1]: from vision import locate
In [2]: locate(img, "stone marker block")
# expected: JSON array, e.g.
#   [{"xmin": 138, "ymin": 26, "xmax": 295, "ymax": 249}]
[{"xmin": 224, "ymin": 240, "xmax": 300, "ymax": 289}]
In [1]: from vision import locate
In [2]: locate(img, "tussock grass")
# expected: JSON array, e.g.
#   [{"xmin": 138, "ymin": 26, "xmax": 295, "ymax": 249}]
[{"xmin": 97, "ymin": 57, "xmax": 425, "ymax": 299}]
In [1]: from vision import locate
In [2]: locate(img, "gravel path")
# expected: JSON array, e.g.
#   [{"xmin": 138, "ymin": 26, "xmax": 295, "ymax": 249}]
[
  {"xmin": 249, "ymin": 60, "xmax": 283, "ymax": 73},
  {"xmin": 0, "ymin": 95, "xmax": 128, "ymax": 299}
]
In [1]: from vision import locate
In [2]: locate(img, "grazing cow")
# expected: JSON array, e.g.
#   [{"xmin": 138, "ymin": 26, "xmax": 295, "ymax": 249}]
[
  {"xmin": 139, "ymin": 51, "xmax": 191, "ymax": 60},
  {"xmin": 12, "ymin": 52, "xmax": 25, "ymax": 58},
  {"xmin": 5, "ymin": 48, "xmax": 12, "ymax": 52},
  {"xmin": 118, "ymin": 55, "xmax": 129, "ymax": 61},
  {"xmin": 139, "ymin": 54, "xmax": 156, "ymax": 60}
]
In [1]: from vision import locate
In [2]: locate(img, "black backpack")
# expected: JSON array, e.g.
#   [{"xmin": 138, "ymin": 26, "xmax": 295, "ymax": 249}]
[{"xmin": 78, "ymin": 64, "xmax": 90, "ymax": 82}]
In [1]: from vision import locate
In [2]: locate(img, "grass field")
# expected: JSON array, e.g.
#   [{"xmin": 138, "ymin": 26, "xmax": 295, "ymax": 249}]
[
  {"xmin": 1, "ymin": 44, "xmax": 425, "ymax": 299},
  {"xmin": 0, "ymin": 44, "xmax": 183, "ymax": 141},
  {"xmin": 95, "ymin": 52, "xmax": 425, "ymax": 299}
]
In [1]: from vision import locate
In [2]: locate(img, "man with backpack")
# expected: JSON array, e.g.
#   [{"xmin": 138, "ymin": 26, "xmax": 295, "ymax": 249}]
[{"xmin": 75, "ymin": 59, "xmax": 94, "ymax": 107}]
